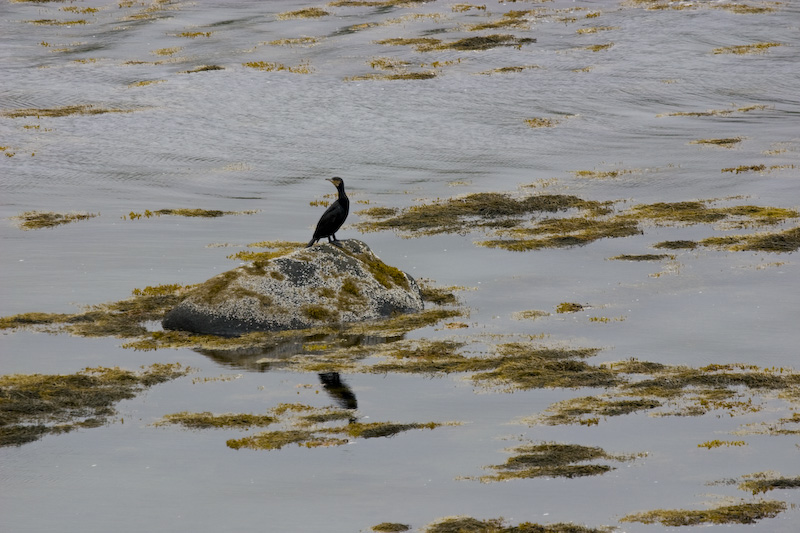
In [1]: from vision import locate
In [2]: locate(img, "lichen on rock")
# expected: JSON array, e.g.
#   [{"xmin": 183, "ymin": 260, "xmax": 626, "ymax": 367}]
[{"xmin": 162, "ymin": 240, "xmax": 423, "ymax": 336}]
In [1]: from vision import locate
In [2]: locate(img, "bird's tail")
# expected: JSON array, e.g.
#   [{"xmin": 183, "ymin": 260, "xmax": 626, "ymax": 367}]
[{"xmin": 306, "ymin": 238, "xmax": 316, "ymax": 248}]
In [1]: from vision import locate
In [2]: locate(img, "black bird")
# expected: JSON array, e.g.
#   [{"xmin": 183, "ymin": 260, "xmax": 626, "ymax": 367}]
[{"xmin": 307, "ymin": 177, "xmax": 349, "ymax": 247}]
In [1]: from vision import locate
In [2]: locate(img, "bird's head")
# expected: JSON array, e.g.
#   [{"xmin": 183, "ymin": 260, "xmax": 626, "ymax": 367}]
[{"xmin": 327, "ymin": 177, "xmax": 344, "ymax": 188}]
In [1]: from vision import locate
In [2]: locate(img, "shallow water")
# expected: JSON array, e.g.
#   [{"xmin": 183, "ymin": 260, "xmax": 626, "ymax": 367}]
[{"xmin": 2, "ymin": 1, "xmax": 800, "ymax": 531}]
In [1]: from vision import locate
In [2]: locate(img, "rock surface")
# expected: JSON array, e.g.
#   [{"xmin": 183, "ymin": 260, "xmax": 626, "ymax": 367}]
[{"xmin": 162, "ymin": 240, "xmax": 423, "ymax": 336}]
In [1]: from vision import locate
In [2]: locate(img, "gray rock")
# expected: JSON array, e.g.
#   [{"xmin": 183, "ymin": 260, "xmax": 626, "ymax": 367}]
[{"xmin": 162, "ymin": 240, "xmax": 423, "ymax": 336}]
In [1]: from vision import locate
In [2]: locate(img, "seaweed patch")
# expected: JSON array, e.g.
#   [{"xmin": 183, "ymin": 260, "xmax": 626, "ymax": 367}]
[
  {"xmin": 423, "ymin": 516, "xmax": 612, "ymax": 533},
  {"xmin": 172, "ymin": 402, "xmax": 463, "ymax": 450},
  {"xmin": 124, "ymin": 208, "xmax": 259, "ymax": 220},
  {"xmin": 473, "ymin": 441, "xmax": 641, "ymax": 482},
  {"xmin": 691, "ymin": 137, "xmax": 742, "ymax": 148},
  {"xmin": 737, "ymin": 472, "xmax": 800, "ymax": 495},
  {"xmin": 620, "ymin": 501, "xmax": 787, "ymax": 526},
  {"xmin": 13, "ymin": 210, "xmax": 98, "ymax": 230},
  {"xmin": 376, "ymin": 34, "xmax": 535, "ymax": 52},
  {"xmin": 2, "ymin": 105, "xmax": 133, "ymax": 118},
  {"xmin": 526, "ymin": 360, "xmax": 800, "ymax": 427},
  {"xmin": 243, "ymin": 60, "xmax": 314, "ymax": 74},
  {"xmin": 713, "ymin": 42, "xmax": 782, "ymax": 55},
  {"xmin": 0, "ymin": 364, "xmax": 189, "ymax": 447},
  {"xmin": 371, "ymin": 523, "xmax": 410, "ymax": 532}
]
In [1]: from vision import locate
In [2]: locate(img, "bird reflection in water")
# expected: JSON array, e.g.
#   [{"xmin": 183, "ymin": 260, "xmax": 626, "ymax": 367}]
[{"xmin": 318, "ymin": 371, "xmax": 358, "ymax": 423}]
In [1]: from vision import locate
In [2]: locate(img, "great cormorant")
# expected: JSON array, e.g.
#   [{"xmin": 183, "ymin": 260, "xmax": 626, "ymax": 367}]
[{"xmin": 307, "ymin": 177, "xmax": 349, "ymax": 247}]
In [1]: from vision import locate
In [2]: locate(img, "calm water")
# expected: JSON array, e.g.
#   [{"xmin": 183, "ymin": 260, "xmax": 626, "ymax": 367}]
[{"xmin": 2, "ymin": 1, "xmax": 800, "ymax": 531}]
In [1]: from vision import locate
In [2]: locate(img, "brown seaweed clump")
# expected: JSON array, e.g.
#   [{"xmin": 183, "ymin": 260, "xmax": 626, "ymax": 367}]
[
  {"xmin": 124, "ymin": 208, "xmax": 258, "ymax": 220},
  {"xmin": 476, "ymin": 442, "xmax": 639, "ymax": 482},
  {"xmin": 356, "ymin": 192, "xmax": 609, "ymax": 236},
  {"xmin": 527, "ymin": 360, "xmax": 800, "ymax": 427},
  {"xmin": 357, "ymin": 189, "xmax": 799, "ymax": 253},
  {"xmin": 423, "ymin": 516, "xmax": 612, "ymax": 533},
  {"xmin": 737, "ymin": 472, "xmax": 800, "ymax": 495},
  {"xmin": 13, "ymin": 210, "xmax": 98, "ymax": 230},
  {"xmin": 620, "ymin": 501, "xmax": 787, "ymax": 526},
  {"xmin": 376, "ymin": 34, "xmax": 536, "ymax": 52},
  {"xmin": 0, "ymin": 364, "xmax": 189, "ymax": 447},
  {"xmin": 156, "ymin": 402, "xmax": 458, "ymax": 451},
  {"xmin": 2, "ymin": 105, "xmax": 132, "ymax": 118}
]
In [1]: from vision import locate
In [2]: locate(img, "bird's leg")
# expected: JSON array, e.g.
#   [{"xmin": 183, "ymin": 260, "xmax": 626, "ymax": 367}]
[{"xmin": 331, "ymin": 234, "xmax": 343, "ymax": 247}]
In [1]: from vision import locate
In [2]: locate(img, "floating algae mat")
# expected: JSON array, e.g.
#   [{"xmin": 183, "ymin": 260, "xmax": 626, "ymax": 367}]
[
  {"xmin": 376, "ymin": 34, "xmax": 536, "ymax": 52},
  {"xmin": 620, "ymin": 501, "xmax": 787, "ymax": 526},
  {"xmin": 525, "ymin": 360, "xmax": 800, "ymax": 426},
  {"xmin": 0, "ymin": 364, "xmax": 189, "ymax": 447},
  {"xmin": 13, "ymin": 210, "xmax": 99, "ymax": 230},
  {"xmin": 472, "ymin": 441, "xmax": 641, "ymax": 483},
  {"xmin": 420, "ymin": 516, "xmax": 612, "ymax": 533},
  {"xmin": 157, "ymin": 402, "xmax": 458, "ymax": 450},
  {"xmin": 1, "ymin": 104, "xmax": 134, "ymax": 118},
  {"xmin": 357, "ymin": 191, "xmax": 800, "ymax": 253},
  {"xmin": 0, "ymin": 273, "xmax": 464, "ymax": 362}
]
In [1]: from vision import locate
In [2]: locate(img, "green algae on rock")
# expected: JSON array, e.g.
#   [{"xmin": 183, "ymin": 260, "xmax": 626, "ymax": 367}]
[
  {"xmin": 620, "ymin": 500, "xmax": 787, "ymax": 526},
  {"xmin": 162, "ymin": 240, "xmax": 423, "ymax": 336},
  {"xmin": 13, "ymin": 210, "xmax": 98, "ymax": 230},
  {"xmin": 0, "ymin": 364, "xmax": 189, "ymax": 447}
]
